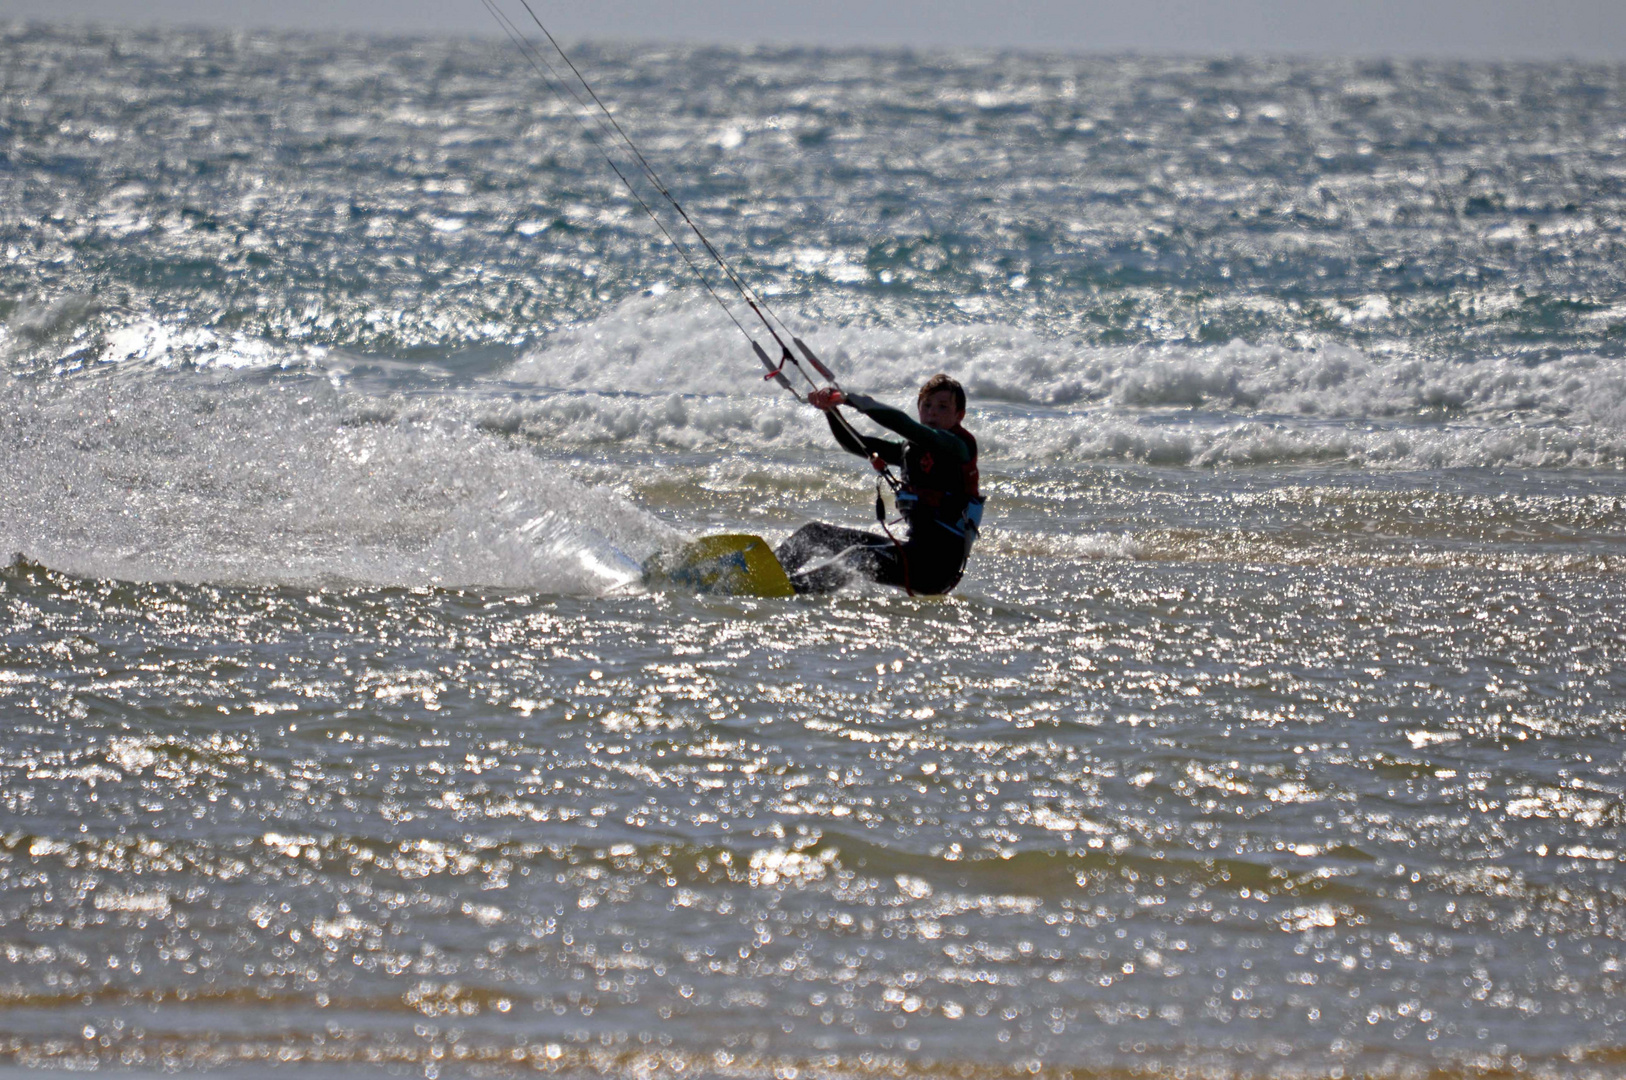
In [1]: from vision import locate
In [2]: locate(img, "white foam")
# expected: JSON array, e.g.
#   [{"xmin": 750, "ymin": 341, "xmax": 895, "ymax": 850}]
[
  {"xmin": 0, "ymin": 370, "xmax": 679, "ymax": 592},
  {"xmin": 19, "ymin": 295, "xmax": 1626, "ymax": 471},
  {"xmin": 492, "ymin": 293, "xmax": 1626, "ymax": 469}
]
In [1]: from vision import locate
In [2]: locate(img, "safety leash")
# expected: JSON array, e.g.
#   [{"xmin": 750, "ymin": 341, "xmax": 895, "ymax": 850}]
[{"xmin": 873, "ymin": 471, "xmax": 914, "ymax": 597}]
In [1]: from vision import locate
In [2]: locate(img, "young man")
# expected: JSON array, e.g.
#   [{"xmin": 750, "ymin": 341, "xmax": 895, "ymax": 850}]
[{"xmin": 776, "ymin": 374, "xmax": 984, "ymax": 595}]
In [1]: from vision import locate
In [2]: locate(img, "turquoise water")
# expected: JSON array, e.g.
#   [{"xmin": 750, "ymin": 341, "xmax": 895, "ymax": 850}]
[{"xmin": 2, "ymin": 21, "xmax": 1625, "ymax": 1078}]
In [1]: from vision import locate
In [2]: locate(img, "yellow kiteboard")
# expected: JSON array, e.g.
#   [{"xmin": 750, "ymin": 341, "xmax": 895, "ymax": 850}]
[{"xmin": 642, "ymin": 534, "xmax": 796, "ymax": 598}]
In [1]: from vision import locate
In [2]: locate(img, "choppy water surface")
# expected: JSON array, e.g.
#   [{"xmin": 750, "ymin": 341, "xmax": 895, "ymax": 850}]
[{"xmin": 3, "ymin": 22, "xmax": 1626, "ymax": 1079}]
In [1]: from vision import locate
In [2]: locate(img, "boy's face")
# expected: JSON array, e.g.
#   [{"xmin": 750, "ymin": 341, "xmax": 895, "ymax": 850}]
[{"xmin": 917, "ymin": 389, "xmax": 965, "ymax": 430}]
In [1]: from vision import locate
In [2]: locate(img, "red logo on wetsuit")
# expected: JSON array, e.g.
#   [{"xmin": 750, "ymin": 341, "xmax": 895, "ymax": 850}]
[{"xmin": 919, "ymin": 453, "xmax": 935, "ymax": 474}]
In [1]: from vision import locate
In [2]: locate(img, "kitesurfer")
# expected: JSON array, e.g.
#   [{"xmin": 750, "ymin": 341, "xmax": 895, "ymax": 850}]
[
  {"xmin": 776, "ymin": 374, "xmax": 984, "ymax": 595},
  {"xmin": 485, "ymin": 7, "xmax": 980, "ymax": 599}
]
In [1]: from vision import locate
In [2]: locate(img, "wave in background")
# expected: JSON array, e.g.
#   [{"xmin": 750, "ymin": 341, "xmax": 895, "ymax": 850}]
[{"xmin": 9, "ymin": 291, "xmax": 1626, "ymax": 464}]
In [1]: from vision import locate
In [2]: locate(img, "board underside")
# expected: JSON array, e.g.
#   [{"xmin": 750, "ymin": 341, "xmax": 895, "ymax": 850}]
[{"xmin": 642, "ymin": 534, "xmax": 796, "ymax": 598}]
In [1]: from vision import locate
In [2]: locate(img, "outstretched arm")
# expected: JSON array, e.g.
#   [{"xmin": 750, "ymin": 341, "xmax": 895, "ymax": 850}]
[
  {"xmin": 842, "ymin": 393, "xmax": 970, "ymax": 463},
  {"xmin": 826, "ymin": 410, "xmax": 903, "ymax": 465}
]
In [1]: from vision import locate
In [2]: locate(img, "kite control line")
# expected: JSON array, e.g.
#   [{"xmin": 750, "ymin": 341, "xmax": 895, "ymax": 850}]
[
  {"xmin": 482, "ymin": 1, "xmax": 907, "ymax": 515},
  {"xmin": 481, "ymin": 0, "xmax": 836, "ymax": 402}
]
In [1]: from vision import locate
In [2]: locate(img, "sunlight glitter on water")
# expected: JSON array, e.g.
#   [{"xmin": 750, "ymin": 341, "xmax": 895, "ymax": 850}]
[{"xmin": 4, "ymin": 543, "xmax": 1624, "ymax": 1074}]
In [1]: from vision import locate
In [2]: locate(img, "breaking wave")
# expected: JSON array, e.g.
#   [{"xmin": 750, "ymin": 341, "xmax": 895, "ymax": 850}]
[{"xmin": 499, "ymin": 293, "xmax": 1626, "ymax": 468}]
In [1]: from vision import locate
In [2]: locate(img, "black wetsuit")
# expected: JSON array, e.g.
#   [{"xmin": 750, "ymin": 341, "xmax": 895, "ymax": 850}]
[{"xmin": 776, "ymin": 394, "xmax": 982, "ymax": 595}]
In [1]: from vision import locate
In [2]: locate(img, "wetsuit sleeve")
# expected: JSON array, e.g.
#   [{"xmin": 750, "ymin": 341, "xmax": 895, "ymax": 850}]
[
  {"xmin": 826, "ymin": 410, "xmax": 903, "ymax": 465},
  {"xmin": 843, "ymin": 393, "xmax": 970, "ymax": 462}
]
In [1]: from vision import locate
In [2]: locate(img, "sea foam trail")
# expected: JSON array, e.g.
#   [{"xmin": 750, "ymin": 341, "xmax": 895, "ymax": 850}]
[{"xmin": 0, "ymin": 370, "xmax": 679, "ymax": 592}]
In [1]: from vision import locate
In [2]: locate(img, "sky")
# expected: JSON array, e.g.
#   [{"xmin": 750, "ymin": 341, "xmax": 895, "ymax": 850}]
[{"xmin": 3, "ymin": 0, "xmax": 1626, "ymax": 59}]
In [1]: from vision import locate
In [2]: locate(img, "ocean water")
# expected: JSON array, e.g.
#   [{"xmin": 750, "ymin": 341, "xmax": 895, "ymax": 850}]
[{"xmin": 3, "ymin": 19, "xmax": 1626, "ymax": 1078}]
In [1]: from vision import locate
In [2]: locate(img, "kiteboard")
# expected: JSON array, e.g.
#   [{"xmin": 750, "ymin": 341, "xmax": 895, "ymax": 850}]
[{"xmin": 642, "ymin": 534, "xmax": 796, "ymax": 598}]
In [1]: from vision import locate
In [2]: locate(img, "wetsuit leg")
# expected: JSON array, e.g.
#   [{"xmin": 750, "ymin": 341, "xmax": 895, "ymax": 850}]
[
  {"xmin": 850, "ymin": 528, "xmax": 964, "ymax": 595},
  {"xmin": 893, "ymin": 540, "xmax": 963, "ymax": 595},
  {"xmin": 776, "ymin": 524, "xmax": 968, "ymax": 596},
  {"xmin": 775, "ymin": 523, "xmax": 901, "ymax": 594}
]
